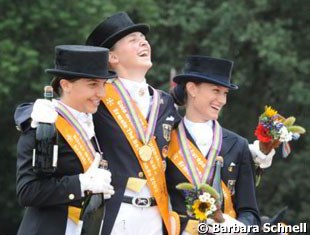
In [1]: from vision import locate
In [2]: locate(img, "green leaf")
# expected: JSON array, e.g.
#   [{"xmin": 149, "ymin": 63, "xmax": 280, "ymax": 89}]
[
  {"xmin": 287, "ymin": 125, "xmax": 306, "ymax": 134},
  {"xmin": 176, "ymin": 182, "xmax": 195, "ymax": 191},
  {"xmin": 283, "ymin": 116, "xmax": 296, "ymax": 127}
]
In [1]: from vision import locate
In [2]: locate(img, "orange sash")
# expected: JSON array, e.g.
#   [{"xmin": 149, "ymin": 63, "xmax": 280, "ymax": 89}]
[
  {"xmin": 168, "ymin": 129, "xmax": 236, "ymax": 218},
  {"xmin": 55, "ymin": 115, "xmax": 95, "ymax": 223},
  {"xmin": 56, "ymin": 116, "xmax": 94, "ymax": 172},
  {"xmin": 102, "ymin": 83, "xmax": 171, "ymax": 234}
]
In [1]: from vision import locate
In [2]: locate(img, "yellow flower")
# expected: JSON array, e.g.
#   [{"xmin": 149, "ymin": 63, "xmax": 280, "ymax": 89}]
[
  {"xmin": 265, "ymin": 106, "xmax": 278, "ymax": 117},
  {"xmin": 192, "ymin": 199, "xmax": 211, "ymax": 221}
]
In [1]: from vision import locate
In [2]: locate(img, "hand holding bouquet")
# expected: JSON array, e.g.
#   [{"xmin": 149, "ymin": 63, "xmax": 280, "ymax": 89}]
[
  {"xmin": 176, "ymin": 182, "xmax": 225, "ymax": 223},
  {"xmin": 252, "ymin": 106, "xmax": 306, "ymax": 186},
  {"xmin": 254, "ymin": 106, "xmax": 305, "ymax": 156}
]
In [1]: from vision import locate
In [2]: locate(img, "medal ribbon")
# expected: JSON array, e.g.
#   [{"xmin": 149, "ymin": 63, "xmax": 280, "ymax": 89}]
[
  {"xmin": 114, "ymin": 79, "xmax": 160, "ymax": 145},
  {"xmin": 55, "ymin": 101, "xmax": 96, "ymax": 171},
  {"xmin": 177, "ymin": 119, "xmax": 222, "ymax": 185},
  {"xmin": 168, "ymin": 128, "xmax": 236, "ymax": 218}
]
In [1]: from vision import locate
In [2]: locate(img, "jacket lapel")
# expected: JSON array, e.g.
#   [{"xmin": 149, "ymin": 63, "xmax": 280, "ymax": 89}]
[{"xmin": 220, "ymin": 129, "xmax": 237, "ymax": 156}]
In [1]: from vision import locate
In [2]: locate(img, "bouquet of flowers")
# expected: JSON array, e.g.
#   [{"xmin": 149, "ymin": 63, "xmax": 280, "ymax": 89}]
[
  {"xmin": 176, "ymin": 182, "xmax": 224, "ymax": 223},
  {"xmin": 253, "ymin": 106, "xmax": 306, "ymax": 185},
  {"xmin": 254, "ymin": 106, "xmax": 306, "ymax": 156}
]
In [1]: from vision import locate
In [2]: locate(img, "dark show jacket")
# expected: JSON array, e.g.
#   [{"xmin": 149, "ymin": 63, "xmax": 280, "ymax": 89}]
[
  {"xmin": 166, "ymin": 125, "xmax": 260, "ymax": 233},
  {"xmin": 93, "ymin": 89, "xmax": 179, "ymax": 234},
  {"xmin": 16, "ymin": 129, "xmax": 83, "ymax": 235},
  {"xmin": 14, "ymin": 89, "xmax": 180, "ymax": 235}
]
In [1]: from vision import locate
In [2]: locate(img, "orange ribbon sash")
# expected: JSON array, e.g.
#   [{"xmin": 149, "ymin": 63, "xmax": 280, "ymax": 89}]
[
  {"xmin": 102, "ymin": 82, "xmax": 171, "ymax": 234},
  {"xmin": 56, "ymin": 116, "xmax": 94, "ymax": 172},
  {"xmin": 56, "ymin": 115, "xmax": 96, "ymax": 223}
]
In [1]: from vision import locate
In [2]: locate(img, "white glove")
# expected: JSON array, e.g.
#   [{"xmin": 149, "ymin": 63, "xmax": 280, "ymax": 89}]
[
  {"xmin": 79, "ymin": 153, "xmax": 115, "ymax": 196},
  {"xmin": 31, "ymin": 99, "xmax": 58, "ymax": 128},
  {"xmin": 249, "ymin": 140, "xmax": 276, "ymax": 169},
  {"xmin": 207, "ymin": 214, "xmax": 247, "ymax": 235}
]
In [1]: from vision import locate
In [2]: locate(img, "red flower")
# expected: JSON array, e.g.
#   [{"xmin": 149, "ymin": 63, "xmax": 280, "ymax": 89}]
[{"xmin": 254, "ymin": 124, "xmax": 272, "ymax": 143}]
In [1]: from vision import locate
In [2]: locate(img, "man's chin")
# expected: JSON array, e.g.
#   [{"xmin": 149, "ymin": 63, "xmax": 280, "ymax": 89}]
[
  {"xmin": 140, "ymin": 61, "xmax": 152, "ymax": 71},
  {"xmin": 146, "ymin": 61, "xmax": 153, "ymax": 69}
]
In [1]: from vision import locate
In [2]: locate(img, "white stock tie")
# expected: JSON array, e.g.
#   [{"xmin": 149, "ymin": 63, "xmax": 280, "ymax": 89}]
[
  {"xmin": 184, "ymin": 118, "xmax": 213, "ymax": 157},
  {"xmin": 119, "ymin": 78, "xmax": 151, "ymax": 118}
]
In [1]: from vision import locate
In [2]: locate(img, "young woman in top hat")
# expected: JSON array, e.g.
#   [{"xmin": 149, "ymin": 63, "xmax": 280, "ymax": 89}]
[
  {"xmin": 16, "ymin": 45, "xmax": 116, "ymax": 235},
  {"xmin": 166, "ymin": 55, "xmax": 260, "ymax": 234}
]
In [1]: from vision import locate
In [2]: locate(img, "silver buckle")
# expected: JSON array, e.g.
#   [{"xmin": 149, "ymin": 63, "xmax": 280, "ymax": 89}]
[{"xmin": 131, "ymin": 197, "xmax": 151, "ymax": 208}]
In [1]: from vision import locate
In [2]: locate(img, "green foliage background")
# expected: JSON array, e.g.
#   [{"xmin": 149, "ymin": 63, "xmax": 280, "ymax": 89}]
[{"xmin": 0, "ymin": 0, "xmax": 309, "ymax": 233}]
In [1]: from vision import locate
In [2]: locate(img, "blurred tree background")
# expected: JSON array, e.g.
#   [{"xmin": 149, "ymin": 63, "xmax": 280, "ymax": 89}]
[{"xmin": 0, "ymin": 0, "xmax": 309, "ymax": 234}]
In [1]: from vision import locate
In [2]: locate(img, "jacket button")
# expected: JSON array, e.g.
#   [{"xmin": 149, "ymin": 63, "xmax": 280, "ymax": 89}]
[
  {"xmin": 138, "ymin": 172, "xmax": 144, "ymax": 178},
  {"xmin": 68, "ymin": 194, "xmax": 75, "ymax": 200}
]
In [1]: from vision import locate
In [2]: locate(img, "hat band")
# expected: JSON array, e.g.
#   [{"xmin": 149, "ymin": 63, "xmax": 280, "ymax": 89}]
[{"xmin": 185, "ymin": 71, "xmax": 231, "ymax": 85}]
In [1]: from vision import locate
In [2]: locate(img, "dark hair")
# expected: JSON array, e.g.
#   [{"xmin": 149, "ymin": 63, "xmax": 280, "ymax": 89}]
[
  {"xmin": 170, "ymin": 84, "xmax": 186, "ymax": 106},
  {"xmin": 170, "ymin": 81, "xmax": 203, "ymax": 106},
  {"xmin": 51, "ymin": 77, "xmax": 61, "ymax": 96},
  {"xmin": 51, "ymin": 77, "xmax": 80, "ymax": 96}
]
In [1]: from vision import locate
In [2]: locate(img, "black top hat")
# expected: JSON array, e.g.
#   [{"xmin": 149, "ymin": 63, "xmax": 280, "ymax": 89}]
[
  {"xmin": 45, "ymin": 45, "xmax": 116, "ymax": 79},
  {"xmin": 86, "ymin": 12, "xmax": 150, "ymax": 48},
  {"xmin": 173, "ymin": 55, "xmax": 238, "ymax": 90}
]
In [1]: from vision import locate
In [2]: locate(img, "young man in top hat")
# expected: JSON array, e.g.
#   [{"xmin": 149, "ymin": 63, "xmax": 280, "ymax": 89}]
[
  {"xmin": 16, "ymin": 45, "xmax": 115, "ymax": 235},
  {"xmin": 85, "ymin": 11, "xmax": 180, "ymax": 235},
  {"xmin": 168, "ymin": 55, "xmax": 260, "ymax": 234},
  {"xmin": 15, "ymin": 12, "xmax": 180, "ymax": 235}
]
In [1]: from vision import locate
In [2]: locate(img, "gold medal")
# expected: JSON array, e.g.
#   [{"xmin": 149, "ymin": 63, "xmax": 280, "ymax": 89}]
[{"xmin": 139, "ymin": 145, "xmax": 152, "ymax": 162}]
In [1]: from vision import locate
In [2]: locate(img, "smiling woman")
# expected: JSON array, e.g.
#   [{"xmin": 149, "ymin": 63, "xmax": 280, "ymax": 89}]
[
  {"xmin": 166, "ymin": 55, "xmax": 261, "ymax": 235},
  {"xmin": 184, "ymin": 82, "xmax": 229, "ymax": 122},
  {"xmin": 15, "ymin": 45, "xmax": 116, "ymax": 235},
  {"xmin": 58, "ymin": 78, "xmax": 107, "ymax": 114}
]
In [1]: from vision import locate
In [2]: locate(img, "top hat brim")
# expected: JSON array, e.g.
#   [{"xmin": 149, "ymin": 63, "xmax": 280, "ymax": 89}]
[
  {"xmin": 45, "ymin": 69, "xmax": 117, "ymax": 80},
  {"xmin": 99, "ymin": 24, "xmax": 149, "ymax": 48},
  {"xmin": 173, "ymin": 74, "xmax": 239, "ymax": 90}
]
